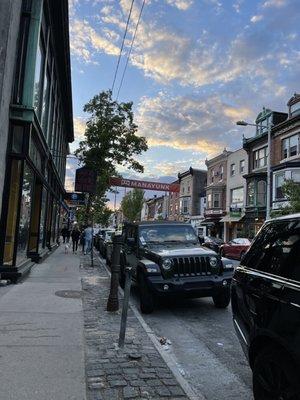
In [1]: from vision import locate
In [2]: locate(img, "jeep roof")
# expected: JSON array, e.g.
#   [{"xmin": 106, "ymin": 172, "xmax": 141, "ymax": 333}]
[{"xmin": 126, "ymin": 221, "xmax": 189, "ymax": 226}]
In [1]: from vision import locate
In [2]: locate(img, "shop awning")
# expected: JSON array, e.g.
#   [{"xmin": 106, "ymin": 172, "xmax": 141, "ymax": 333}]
[
  {"xmin": 200, "ymin": 219, "xmax": 216, "ymax": 226},
  {"xmin": 220, "ymin": 214, "xmax": 245, "ymax": 223}
]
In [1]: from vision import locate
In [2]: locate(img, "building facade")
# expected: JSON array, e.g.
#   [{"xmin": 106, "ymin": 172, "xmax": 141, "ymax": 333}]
[
  {"xmin": 204, "ymin": 149, "xmax": 232, "ymax": 238},
  {"xmin": 272, "ymin": 94, "xmax": 300, "ymax": 211},
  {"xmin": 168, "ymin": 180, "xmax": 180, "ymax": 221},
  {"xmin": 0, "ymin": 0, "xmax": 73, "ymax": 280},
  {"xmin": 178, "ymin": 167, "xmax": 207, "ymax": 220},
  {"xmin": 221, "ymin": 148, "xmax": 248, "ymax": 241},
  {"xmin": 243, "ymin": 108, "xmax": 287, "ymax": 238}
]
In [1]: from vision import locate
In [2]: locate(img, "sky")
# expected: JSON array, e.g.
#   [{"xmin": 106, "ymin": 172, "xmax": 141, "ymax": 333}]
[{"xmin": 66, "ymin": 0, "xmax": 300, "ymax": 206}]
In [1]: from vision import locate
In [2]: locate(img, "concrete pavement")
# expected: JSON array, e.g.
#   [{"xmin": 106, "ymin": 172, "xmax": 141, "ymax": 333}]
[{"xmin": 0, "ymin": 247, "xmax": 86, "ymax": 400}]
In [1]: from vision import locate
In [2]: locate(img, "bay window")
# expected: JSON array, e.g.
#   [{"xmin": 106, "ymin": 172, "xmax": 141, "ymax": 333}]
[
  {"xmin": 254, "ymin": 147, "xmax": 267, "ymax": 169},
  {"xmin": 282, "ymin": 134, "xmax": 299, "ymax": 159}
]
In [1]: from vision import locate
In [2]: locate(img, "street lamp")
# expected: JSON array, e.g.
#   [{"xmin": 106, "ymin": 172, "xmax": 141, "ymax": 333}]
[{"xmin": 236, "ymin": 120, "xmax": 272, "ymax": 220}]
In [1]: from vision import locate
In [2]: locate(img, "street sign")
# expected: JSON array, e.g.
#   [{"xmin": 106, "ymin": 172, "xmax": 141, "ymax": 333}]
[
  {"xmin": 109, "ymin": 177, "xmax": 180, "ymax": 192},
  {"xmin": 75, "ymin": 167, "xmax": 97, "ymax": 193},
  {"xmin": 65, "ymin": 192, "xmax": 85, "ymax": 206}
]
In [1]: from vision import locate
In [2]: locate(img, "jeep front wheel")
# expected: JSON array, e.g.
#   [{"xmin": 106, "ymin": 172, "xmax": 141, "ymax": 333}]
[
  {"xmin": 212, "ymin": 288, "xmax": 230, "ymax": 308},
  {"xmin": 138, "ymin": 273, "xmax": 154, "ymax": 314}
]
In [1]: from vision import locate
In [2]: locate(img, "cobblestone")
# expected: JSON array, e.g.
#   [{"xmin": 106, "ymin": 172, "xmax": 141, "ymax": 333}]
[{"xmin": 80, "ymin": 254, "xmax": 188, "ymax": 400}]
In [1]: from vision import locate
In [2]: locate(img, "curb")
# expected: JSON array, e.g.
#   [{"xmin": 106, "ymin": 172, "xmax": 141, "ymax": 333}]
[{"xmin": 99, "ymin": 256, "xmax": 206, "ymax": 400}]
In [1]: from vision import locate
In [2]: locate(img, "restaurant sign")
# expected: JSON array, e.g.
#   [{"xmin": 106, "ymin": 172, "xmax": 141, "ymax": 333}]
[{"xmin": 109, "ymin": 177, "xmax": 180, "ymax": 192}]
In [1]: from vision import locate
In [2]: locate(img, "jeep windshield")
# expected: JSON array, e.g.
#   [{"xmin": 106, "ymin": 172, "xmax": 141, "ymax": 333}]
[{"xmin": 139, "ymin": 225, "xmax": 198, "ymax": 246}]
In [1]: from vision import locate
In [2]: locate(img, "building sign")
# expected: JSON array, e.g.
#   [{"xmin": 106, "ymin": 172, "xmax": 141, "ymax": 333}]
[
  {"xmin": 205, "ymin": 210, "xmax": 224, "ymax": 216},
  {"xmin": 65, "ymin": 192, "xmax": 85, "ymax": 206},
  {"xmin": 230, "ymin": 207, "xmax": 242, "ymax": 218},
  {"xmin": 75, "ymin": 167, "xmax": 97, "ymax": 193},
  {"xmin": 109, "ymin": 177, "xmax": 180, "ymax": 192}
]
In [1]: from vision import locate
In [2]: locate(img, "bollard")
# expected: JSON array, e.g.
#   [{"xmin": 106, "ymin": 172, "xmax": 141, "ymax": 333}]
[
  {"xmin": 118, "ymin": 266, "xmax": 132, "ymax": 348},
  {"xmin": 106, "ymin": 234, "xmax": 123, "ymax": 312}
]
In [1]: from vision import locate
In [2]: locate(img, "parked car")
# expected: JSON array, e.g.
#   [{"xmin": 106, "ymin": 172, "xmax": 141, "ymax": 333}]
[
  {"xmin": 231, "ymin": 214, "xmax": 300, "ymax": 399},
  {"xmin": 203, "ymin": 236, "xmax": 224, "ymax": 253},
  {"xmin": 120, "ymin": 221, "xmax": 234, "ymax": 314},
  {"xmin": 220, "ymin": 238, "xmax": 251, "ymax": 260},
  {"xmin": 99, "ymin": 230, "xmax": 115, "ymax": 258}
]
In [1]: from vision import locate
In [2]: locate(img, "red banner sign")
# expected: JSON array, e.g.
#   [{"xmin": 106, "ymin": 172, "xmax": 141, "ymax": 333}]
[{"xmin": 110, "ymin": 177, "xmax": 180, "ymax": 192}]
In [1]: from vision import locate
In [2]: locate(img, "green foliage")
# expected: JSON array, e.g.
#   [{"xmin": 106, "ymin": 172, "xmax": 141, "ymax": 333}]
[
  {"xmin": 121, "ymin": 189, "xmax": 144, "ymax": 222},
  {"xmin": 75, "ymin": 196, "xmax": 112, "ymax": 227},
  {"xmin": 74, "ymin": 90, "xmax": 147, "ymax": 224},
  {"xmin": 74, "ymin": 90, "xmax": 148, "ymax": 196},
  {"xmin": 270, "ymin": 179, "xmax": 300, "ymax": 217}
]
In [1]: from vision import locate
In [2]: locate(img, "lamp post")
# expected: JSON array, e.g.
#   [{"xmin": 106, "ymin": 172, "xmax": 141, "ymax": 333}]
[{"xmin": 236, "ymin": 120, "xmax": 272, "ymax": 220}]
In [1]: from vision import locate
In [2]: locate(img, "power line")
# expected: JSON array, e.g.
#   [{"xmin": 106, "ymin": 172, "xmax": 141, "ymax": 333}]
[
  {"xmin": 111, "ymin": 0, "xmax": 135, "ymax": 94},
  {"xmin": 116, "ymin": 0, "xmax": 146, "ymax": 101}
]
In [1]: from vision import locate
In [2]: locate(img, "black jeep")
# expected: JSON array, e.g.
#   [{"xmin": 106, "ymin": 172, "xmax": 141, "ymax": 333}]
[{"xmin": 120, "ymin": 221, "xmax": 234, "ymax": 313}]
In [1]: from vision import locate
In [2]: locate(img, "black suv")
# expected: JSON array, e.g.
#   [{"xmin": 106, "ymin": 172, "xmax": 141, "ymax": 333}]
[
  {"xmin": 120, "ymin": 221, "xmax": 234, "ymax": 314},
  {"xmin": 231, "ymin": 214, "xmax": 300, "ymax": 400}
]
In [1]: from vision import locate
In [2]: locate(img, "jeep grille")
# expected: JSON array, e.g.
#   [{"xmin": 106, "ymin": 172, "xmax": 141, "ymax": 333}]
[{"xmin": 172, "ymin": 256, "xmax": 213, "ymax": 277}]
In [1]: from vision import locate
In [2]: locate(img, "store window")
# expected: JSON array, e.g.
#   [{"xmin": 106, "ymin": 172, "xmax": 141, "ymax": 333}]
[
  {"xmin": 275, "ymin": 173, "xmax": 285, "ymax": 199},
  {"xmin": 3, "ymin": 160, "xmax": 22, "ymax": 265},
  {"xmin": 282, "ymin": 134, "xmax": 299, "ymax": 159},
  {"xmin": 28, "ymin": 182, "xmax": 42, "ymax": 253},
  {"xmin": 16, "ymin": 164, "xmax": 34, "ymax": 265},
  {"xmin": 213, "ymin": 193, "xmax": 220, "ymax": 208},
  {"xmin": 231, "ymin": 187, "xmax": 244, "ymax": 205},
  {"xmin": 254, "ymin": 147, "xmax": 267, "ymax": 169},
  {"xmin": 39, "ymin": 187, "xmax": 47, "ymax": 247}
]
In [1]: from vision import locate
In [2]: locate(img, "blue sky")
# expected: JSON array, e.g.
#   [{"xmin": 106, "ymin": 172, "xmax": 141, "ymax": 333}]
[{"xmin": 66, "ymin": 0, "xmax": 300, "ymax": 205}]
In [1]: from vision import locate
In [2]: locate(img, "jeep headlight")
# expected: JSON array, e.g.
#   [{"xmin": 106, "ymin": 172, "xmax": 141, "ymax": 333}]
[
  {"xmin": 209, "ymin": 256, "xmax": 218, "ymax": 267},
  {"xmin": 162, "ymin": 258, "xmax": 173, "ymax": 271}
]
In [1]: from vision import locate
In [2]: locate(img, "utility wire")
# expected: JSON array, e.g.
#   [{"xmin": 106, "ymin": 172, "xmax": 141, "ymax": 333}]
[
  {"xmin": 111, "ymin": 0, "xmax": 135, "ymax": 94},
  {"xmin": 116, "ymin": 0, "xmax": 146, "ymax": 101}
]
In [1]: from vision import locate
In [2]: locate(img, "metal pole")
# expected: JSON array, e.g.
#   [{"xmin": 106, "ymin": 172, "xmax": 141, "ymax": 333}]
[
  {"xmin": 91, "ymin": 213, "xmax": 94, "ymax": 268},
  {"xmin": 118, "ymin": 266, "xmax": 132, "ymax": 348},
  {"xmin": 107, "ymin": 235, "xmax": 123, "ymax": 312},
  {"xmin": 266, "ymin": 124, "xmax": 272, "ymax": 220}
]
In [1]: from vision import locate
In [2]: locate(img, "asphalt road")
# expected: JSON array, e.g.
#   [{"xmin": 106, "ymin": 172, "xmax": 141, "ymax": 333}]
[{"xmin": 128, "ymin": 258, "xmax": 254, "ymax": 400}]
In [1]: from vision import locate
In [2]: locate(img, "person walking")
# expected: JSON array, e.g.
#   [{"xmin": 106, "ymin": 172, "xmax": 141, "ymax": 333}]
[
  {"xmin": 71, "ymin": 226, "xmax": 81, "ymax": 253},
  {"xmin": 61, "ymin": 226, "xmax": 68, "ymax": 243},
  {"xmin": 80, "ymin": 228, "xmax": 85, "ymax": 253},
  {"xmin": 84, "ymin": 225, "xmax": 93, "ymax": 255}
]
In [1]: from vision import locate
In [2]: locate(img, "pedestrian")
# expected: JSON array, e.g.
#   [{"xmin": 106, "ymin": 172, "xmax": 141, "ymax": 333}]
[
  {"xmin": 71, "ymin": 225, "xmax": 81, "ymax": 253},
  {"xmin": 66, "ymin": 227, "xmax": 71, "ymax": 243},
  {"xmin": 80, "ymin": 228, "xmax": 85, "ymax": 253},
  {"xmin": 84, "ymin": 224, "xmax": 93, "ymax": 255},
  {"xmin": 61, "ymin": 226, "xmax": 68, "ymax": 243}
]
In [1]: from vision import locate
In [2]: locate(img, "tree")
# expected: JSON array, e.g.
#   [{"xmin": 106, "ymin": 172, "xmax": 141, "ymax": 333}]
[
  {"xmin": 121, "ymin": 189, "xmax": 144, "ymax": 222},
  {"xmin": 75, "ymin": 90, "xmax": 148, "ymax": 195},
  {"xmin": 271, "ymin": 179, "xmax": 300, "ymax": 217}
]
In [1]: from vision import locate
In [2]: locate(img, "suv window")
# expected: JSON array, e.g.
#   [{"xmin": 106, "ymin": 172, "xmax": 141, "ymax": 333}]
[{"xmin": 242, "ymin": 220, "xmax": 300, "ymax": 282}]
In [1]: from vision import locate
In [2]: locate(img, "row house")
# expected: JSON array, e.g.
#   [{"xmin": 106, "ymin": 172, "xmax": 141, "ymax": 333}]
[
  {"xmin": 243, "ymin": 107, "xmax": 288, "ymax": 238},
  {"xmin": 178, "ymin": 168, "xmax": 207, "ymax": 223},
  {"xmin": 142, "ymin": 195, "xmax": 169, "ymax": 221},
  {"xmin": 203, "ymin": 149, "xmax": 232, "ymax": 238},
  {"xmin": 168, "ymin": 180, "xmax": 180, "ymax": 221},
  {"xmin": 220, "ymin": 148, "xmax": 248, "ymax": 241},
  {"xmin": 272, "ymin": 93, "xmax": 300, "ymax": 211}
]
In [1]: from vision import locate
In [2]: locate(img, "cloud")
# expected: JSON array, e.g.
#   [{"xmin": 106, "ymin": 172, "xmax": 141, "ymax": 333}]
[
  {"xmin": 73, "ymin": 117, "xmax": 86, "ymax": 140},
  {"xmin": 250, "ymin": 15, "xmax": 263, "ymax": 23},
  {"xmin": 136, "ymin": 92, "xmax": 252, "ymax": 156},
  {"xmin": 70, "ymin": 19, "xmax": 120, "ymax": 62},
  {"xmin": 165, "ymin": 0, "xmax": 194, "ymax": 10},
  {"xmin": 262, "ymin": 0, "xmax": 288, "ymax": 8}
]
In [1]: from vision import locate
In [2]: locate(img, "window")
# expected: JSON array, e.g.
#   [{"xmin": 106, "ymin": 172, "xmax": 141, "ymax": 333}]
[
  {"xmin": 180, "ymin": 198, "xmax": 190, "ymax": 214},
  {"xmin": 240, "ymin": 160, "xmax": 245, "ymax": 173},
  {"xmin": 33, "ymin": 40, "xmax": 45, "ymax": 117},
  {"xmin": 254, "ymin": 147, "xmax": 267, "ymax": 169},
  {"xmin": 211, "ymin": 169, "xmax": 214, "ymax": 183},
  {"xmin": 290, "ymin": 102, "xmax": 300, "ymax": 117},
  {"xmin": 275, "ymin": 173, "xmax": 285, "ymax": 199},
  {"xmin": 257, "ymin": 180, "xmax": 266, "ymax": 206},
  {"xmin": 207, "ymin": 194, "xmax": 212, "ymax": 208},
  {"xmin": 230, "ymin": 164, "xmax": 235, "ymax": 176},
  {"xmin": 213, "ymin": 193, "xmax": 220, "ymax": 208},
  {"xmin": 282, "ymin": 134, "xmax": 299, "ymax": 159},
  {"xmin": 220, "ymin": 166, "xmax": 223, "ymax": 180},
  {"xmin": 231, "ymin": 187, "xmax": 244, "ymax": 205},
  {"xmin": 243, "ymin": 220, "xmax": 300, "ymax": 282},
  {"xmin": 291, "ymin": 170, "xmax": 300, "ymax": 183},
  {"xmin": 187, "ymin": 186, "xmax": 190, "ymax": 193},
  {"xmin": 247, "ymin": 181, "xmax": 255, "ymax": 206}
]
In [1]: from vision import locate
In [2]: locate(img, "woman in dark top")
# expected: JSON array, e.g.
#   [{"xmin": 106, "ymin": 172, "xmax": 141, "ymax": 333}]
[{"xmin": 71, "ymin": 226, "xmax": 81, "ymax": 253}]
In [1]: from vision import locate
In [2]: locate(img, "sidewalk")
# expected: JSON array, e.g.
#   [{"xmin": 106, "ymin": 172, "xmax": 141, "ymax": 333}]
[{"xmin": 0, "ymin": 247, "xmax": 189, "ymax": 400}]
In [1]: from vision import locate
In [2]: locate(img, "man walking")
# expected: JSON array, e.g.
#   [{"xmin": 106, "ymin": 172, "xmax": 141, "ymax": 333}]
[
  {"xmin": 71, "ymin": 225, "xmax": 81, "ymax": 253},
  {"xmin": 84, "ymin": 225, "xmax": 93, "ymax": 255}
]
